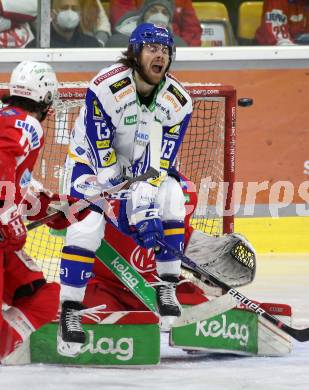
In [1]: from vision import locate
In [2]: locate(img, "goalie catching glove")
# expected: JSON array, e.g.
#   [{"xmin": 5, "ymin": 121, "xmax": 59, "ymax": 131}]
[
  {"xmin": 184, "ymin": 230, "xmax": 257, "ymax": 287},
  {"xmin": 22, "ymin": 190, "xmax": 91, "ymax": 230}
]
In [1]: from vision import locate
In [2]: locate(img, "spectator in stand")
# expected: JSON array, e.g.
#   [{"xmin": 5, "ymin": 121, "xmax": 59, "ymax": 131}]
[
  {"xmin": 109, "ymin": 0, "xmax": 202, "ymax": 46},
  {"xmin": 256, "ymin": 0, "xmax": 309, "ymax": 45},
  {"xmin": 106, "ymin": 0, "xmax": 187, "ymax": 47},
  {"xmin": 26, "ymin": 0, "xmax": 102, "ymax": 48},
  {"xmin": 0, "ymin": 0, "xmax": 37, "ymax": 48},
  {"xmin": 79, "ymin": 0, "xmax": 111, "ymax": 47}
]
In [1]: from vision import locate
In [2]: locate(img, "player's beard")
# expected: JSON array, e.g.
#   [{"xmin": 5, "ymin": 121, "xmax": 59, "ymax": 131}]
[{"xmin": 136, "ymin": 61, "xmax": 166, "ymax": 86}]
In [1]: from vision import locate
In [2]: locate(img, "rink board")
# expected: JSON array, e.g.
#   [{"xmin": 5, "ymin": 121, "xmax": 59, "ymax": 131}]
[{"xmin": 235, "ymin": 216, "xmax": 309, "ymax": 253}]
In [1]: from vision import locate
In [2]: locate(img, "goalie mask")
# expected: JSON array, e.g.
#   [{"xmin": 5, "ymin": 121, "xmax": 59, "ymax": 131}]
[{"xmin": 9, "ymin": 61, "xmax": 58, "ymax": 105}]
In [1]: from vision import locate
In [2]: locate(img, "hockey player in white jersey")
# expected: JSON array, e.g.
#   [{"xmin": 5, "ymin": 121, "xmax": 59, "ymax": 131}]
[{"xmin": 57, "ymin": 22, "xmax": 193, "ymax": 357}]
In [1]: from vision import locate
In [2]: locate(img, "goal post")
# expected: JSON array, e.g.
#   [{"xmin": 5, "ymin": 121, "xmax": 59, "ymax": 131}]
[
  {"xmin": 183, "ymin": 84, "xmax": 236, "ymax": 235},
  {"xmin": 0, "ymin": 82, "xmax": 236, "ymax": 281}
]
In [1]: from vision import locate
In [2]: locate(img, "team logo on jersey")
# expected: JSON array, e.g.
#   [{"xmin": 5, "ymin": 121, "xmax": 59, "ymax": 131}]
[
  {"xmin": 93, "ymin": 99, "xmax": 103, "ymax": 119},
  {"xmin": 96, "ymin": 139, "xmax": 110, "ymax": 149},
  {"xmin": 115, "ymin": 86, "xmax": 135, "ymax": 102},
  {"xmin": 160, "ymin": 159, "xmax": 170, "ymax": 169},
  {"xmin": 134, "ymin": 130, "xmax": 149, "ymax": 147},
  {"xmin": 1, "ymin": 108, "xmax": 18, "ymax": 116},
  {"xmin": 102, "ymin": 150, "xmax": 117, "ymax": 167},
  {"xmin": 265, "ymin": 10, "xmax": 287, "ymax": 23},
  {"xmin": 124, "ymin": 114, "xmax": 137, "ymax": 125},
  {"xmin": 166, "ymin": 124, "xmax": 180, "ymax": 139},
  {"xmin": 73, "ymin": 174, "xmax": 102, "ymax": 197},
  {"xmin": 167, "ymin": 84, "xmax": 187, "ymax": 107},
  {"xmin": 20, "ymin": 169, "xmax": 32, "ymax": 188},
  {"xmin": 75, "ymin": 146, "xmax": 86, "ymax": 156},
  {"xmin": 162, "ymin": 92, "xmax": 181, "ymax": 112},
  {"xmin": 130, "ymin": 246, "xmax": 156, "ymax": 273},
  {"xmin": 109, "ymin": 77, "xmax": 131, "ymax": 94},
  {"xmin": 93, "ymin": 66, "xmax": 127, "ymax": 86}
]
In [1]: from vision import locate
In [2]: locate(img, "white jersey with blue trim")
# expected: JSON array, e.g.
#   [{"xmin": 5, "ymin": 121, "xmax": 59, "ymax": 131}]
[{"xmin": 68, "ymin": 63, "xmax": 192, "ymax": 186}]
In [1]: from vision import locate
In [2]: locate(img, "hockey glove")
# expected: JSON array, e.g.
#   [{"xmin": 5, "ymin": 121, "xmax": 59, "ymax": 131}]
[
  {"xmin": 23, "ymin": 190, "xmax": 91, "ymax": 230},
  {"xmin": 131, "ymin": 206, "xmax": 164, "ymax": 249},
  {"xmin": 0, "ymin": 205, "xmax": 27, "ymax": 252}
]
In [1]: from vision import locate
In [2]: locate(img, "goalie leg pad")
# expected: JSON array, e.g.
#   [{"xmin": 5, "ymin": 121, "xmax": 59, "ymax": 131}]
[
  {"xmin": 3, "ymin": 250, "xmax": 47, "ymax": 308},
  {"xmin": 1, "ymin": 282, "xmax": 60, "ymax": 360}
]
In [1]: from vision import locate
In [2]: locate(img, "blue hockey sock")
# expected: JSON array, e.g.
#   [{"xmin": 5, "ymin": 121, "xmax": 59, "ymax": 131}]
[
  {"xmin": 155, "ymin": 220, "xmax": 185, "ymax": 262},
  {"xmin": 60, "ymin": 245, "xmax": 95, "ymax": 288}
]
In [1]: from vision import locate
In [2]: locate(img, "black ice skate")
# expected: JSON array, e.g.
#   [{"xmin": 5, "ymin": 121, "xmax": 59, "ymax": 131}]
[
  {"xmin": 57, "ymin": 300, "xmax": 86, "ymax": 357},
  {"xmin": 155, "ymin": 275, "xmax": 182, "ymax": 318}
]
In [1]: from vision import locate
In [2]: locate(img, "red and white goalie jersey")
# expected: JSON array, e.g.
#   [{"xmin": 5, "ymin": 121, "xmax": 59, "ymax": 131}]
[
  {"xmin": 0, "ymin": 105, "xmax": 44, "ymax": 206},
  {"xmin": 256, "ymin": 0, "xmax": 309, "ymax": 45}
]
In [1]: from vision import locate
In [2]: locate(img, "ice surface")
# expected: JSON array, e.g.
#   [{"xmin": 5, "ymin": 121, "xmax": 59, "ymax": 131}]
[{"xmin": 1, "ymin": 254, "xmax": 309, "ymax": 390}]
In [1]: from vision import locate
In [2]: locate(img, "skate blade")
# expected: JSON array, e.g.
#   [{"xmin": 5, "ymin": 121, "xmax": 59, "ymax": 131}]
[
  {"xmin": 57, "ymin": 333, "xmax": 84, "ymax": 358},
  {"xmin": 160, "ymin": 316, "xmax": 178, "ymax": 332}
]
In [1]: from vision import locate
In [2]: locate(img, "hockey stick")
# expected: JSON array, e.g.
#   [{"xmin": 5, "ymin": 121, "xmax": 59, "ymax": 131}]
[
  {"xmin": 173, "ymin": 294, "xmax": 236, "ymax": 327},
  {"xmin": 26, "ymin": 167, "xmax": 159, "ymax": 231},
  {"xmin": 156, "ymin": 238, "xmax": 309, "ymax": 342},
  {"xmin": 149, "ymin": 121, "xmax": 162, "ymax": 172}
]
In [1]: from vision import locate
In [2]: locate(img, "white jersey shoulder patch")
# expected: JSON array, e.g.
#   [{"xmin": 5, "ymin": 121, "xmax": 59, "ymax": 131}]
[{"xmin": 157, "ymin": 75, "xmax": 192, "ymax": 124}]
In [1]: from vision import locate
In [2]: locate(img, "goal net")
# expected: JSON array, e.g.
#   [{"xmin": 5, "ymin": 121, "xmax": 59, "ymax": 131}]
[{"xmin": 0, "ymin": 83, "xmax": 236, "ymax": 282}]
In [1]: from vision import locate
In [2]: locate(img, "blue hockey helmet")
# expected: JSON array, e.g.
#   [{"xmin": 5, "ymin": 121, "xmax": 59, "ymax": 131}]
[{"xmin": 129, "ymin": 23, "xmax": 175, "ymax": 62}]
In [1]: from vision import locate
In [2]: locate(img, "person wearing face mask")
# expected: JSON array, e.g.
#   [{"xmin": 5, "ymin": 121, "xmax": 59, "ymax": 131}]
[
  {"xmin": 27, "ymin": 0, "xmax": 101, "ymax": 48},
  {"xmin": 110, "ymin": 0, "xmax": 202, "ymax": 46},
  {"xmin": 142, "ymin": 1, "xmax": 173, "ymax": 27},
  {"xmin": 106, "ymin": 0, "xmax": 187, "ymax": 48}
]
